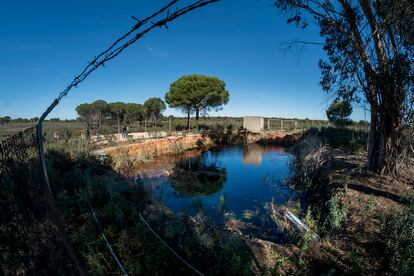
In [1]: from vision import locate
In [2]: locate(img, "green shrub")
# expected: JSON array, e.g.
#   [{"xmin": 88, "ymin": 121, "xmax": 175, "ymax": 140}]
[
  {"xmin": 299, "ymin": 210, "xmax": 317, "ymax": 265},
  {"xmin": 381, "ymin": 197, "xmax": 414, "ymax": 275},
  {"xmin": 358, "ymin": 194, "xmax": 376, "ymax": 223},
  {"xmin": 305, "ymin": 127, "xmax": 367, "ymax": 152},
  {"xmin": 44, "ymin": 144, "xmax": 253, "ymax": 274},
  {"xmin": 324, "ymin": 194, "xmax": 347, "ymax": 235},
  {"xmin": 348, "ymin": 249, "xmax": 366, "ymax": 274}
]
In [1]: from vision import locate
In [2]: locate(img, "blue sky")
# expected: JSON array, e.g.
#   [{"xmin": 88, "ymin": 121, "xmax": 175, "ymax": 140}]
[{"xmin": 0, "ymin": 0, "xmax": 367, "ymax": 120}]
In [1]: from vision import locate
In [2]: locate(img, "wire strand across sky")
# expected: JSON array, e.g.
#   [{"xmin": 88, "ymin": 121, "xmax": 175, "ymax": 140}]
[{"xmin": 0, "ymin": 0, "xmax": 366, "ymax": 120}]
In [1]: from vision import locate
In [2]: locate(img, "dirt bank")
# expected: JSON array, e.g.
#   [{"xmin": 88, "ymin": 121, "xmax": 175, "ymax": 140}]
[
  {"xmin": 99, "ymin": 131, "xmax": 300, "ymax": 173},
  {"xmin": 103, "ymin": 133, "xmax": 211, "ymax": 157}
]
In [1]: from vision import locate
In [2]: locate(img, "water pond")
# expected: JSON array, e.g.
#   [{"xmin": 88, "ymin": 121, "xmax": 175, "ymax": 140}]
[{"xmin": 133, "ymin": 144, "xmax": 301, "ymax": 230}]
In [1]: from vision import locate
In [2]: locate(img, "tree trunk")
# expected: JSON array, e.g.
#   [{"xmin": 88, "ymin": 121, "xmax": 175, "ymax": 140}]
[
  {"xmin": 195, "ymin": 108, "xmax": 200, "ymax": 130},
  {"xmin": 117, "ymin": 118, "xmax": 120, "ymax": 134},
  {"xmin": 85, "ymin": 120, "xmax": 91, "ymax": 140},
  {"xmin": 186, "ymin": 109, "xmax": 190, "ymax": 131},
  {"xmin": 367, "ymin": 104, "xmax": 402, "ymax": 176}
]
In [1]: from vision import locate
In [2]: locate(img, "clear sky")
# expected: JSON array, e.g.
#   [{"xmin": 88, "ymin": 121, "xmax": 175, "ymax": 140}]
[{"xmin": 0, "ymin": 0, "xmax": 367, "ymax": 120}]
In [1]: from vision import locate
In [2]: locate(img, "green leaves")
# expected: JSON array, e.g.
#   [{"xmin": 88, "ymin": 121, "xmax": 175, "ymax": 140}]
[
  {"xmin": 144, "ymin": 98, "xmax": 166, "ymax": 125},
  {"xmin": 326, "ymin": 99, "xmax": 353, "ymax": 128},
  {"xmin": 125, "ymin": 103, "xmax": 146, "ymax": 124},
  {"xmin": 165, "ymin": 74, "xmax": 229, "ymax": 122}
]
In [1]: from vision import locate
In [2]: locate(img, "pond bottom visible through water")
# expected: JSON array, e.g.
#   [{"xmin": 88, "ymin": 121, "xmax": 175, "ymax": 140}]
[{"xmin": 133, "ymin": 144, "xmax": 302, "ymax": 233}]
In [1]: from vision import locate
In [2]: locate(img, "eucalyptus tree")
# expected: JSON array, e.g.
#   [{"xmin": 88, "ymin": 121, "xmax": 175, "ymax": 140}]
[
  {"xmin": 274, "ymin": 0, "xmax": 414, "ymax": 175},
  {"xmin": 166, "ymin": 74, "xmax": 229, "ymax": 129}
]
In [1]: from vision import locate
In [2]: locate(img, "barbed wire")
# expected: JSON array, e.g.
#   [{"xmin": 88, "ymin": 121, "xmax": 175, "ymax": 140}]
[
  {"xmin": 56, "ymin": 0, "xmax": 219, "ymax": 102},
  {"xmin": 138, "ymin": 213, "xmax": 205, "ymax": 276},
  {"xmin": 86, "ymin": 196, "xmax": 129, "ymax": 275},
  {"xmin": 15, "ymin": 0, "xmax": 219, "ymax": 275}
]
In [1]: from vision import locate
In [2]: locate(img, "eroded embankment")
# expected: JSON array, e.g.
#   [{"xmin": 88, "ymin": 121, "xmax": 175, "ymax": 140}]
[
  {"xmin": 100, "ymin": 131, "xmax": 300, "ymax": 173},
  {"xmin": 102, "ymin": 134, "xmax": 213, "ymax": 172}
]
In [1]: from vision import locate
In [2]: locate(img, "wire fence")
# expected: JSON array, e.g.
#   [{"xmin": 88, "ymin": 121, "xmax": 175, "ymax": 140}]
[
  {"xmin": 0, "ymin": 127, "xmax": 85, "ymax": 274},
  {"xmin": 86, "ymin": 196, "xmax": 129, "ymax": 275},
  {"xmin": 138, "ymin": 213, "xmax": 205, "ymax": 276},
  {"xmin": 0, "ymin": 1, "xmax": 219, "ymax": 274},
  {"xmin": 266, "ymin": 119, "xmax": 298, "ymax": 131}
]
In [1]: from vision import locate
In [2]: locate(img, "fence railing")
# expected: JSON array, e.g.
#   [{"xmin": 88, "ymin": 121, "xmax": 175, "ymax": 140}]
[
  {"xmin": 266, "ymin": 119, "xmax": 298, "ymax": 131},
  {"xmin": 0, "ymin": 1, "xmax": 227, "ymax": 273}
]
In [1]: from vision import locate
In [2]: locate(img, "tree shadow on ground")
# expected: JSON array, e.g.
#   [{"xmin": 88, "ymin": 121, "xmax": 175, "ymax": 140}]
[{"xmin": 347, "ymin": 183, "xmax": 406, "ymax": 204}]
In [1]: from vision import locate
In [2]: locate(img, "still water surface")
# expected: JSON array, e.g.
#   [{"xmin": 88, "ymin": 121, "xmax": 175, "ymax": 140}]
[{"xmin": 135, "ymin": 144, "xmax": 300, "ymax": 228}]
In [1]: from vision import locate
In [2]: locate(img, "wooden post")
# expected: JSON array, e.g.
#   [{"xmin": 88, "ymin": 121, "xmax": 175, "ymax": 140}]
[
  {"xmin": 267, "ymin": 119, "xmax": 270, "ymax": 131},
  {"xmin": 281, "ymin": 120, "xmax": 284, "ymax": 131}
]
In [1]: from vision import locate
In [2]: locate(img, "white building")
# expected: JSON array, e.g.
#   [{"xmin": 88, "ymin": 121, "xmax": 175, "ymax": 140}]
[{"xmin": 243, "ymin": 116, "xmax": 264, "ymax": 132}]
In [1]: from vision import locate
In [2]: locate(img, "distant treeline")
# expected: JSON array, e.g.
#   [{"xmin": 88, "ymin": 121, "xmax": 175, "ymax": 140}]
[
  {"xmin": 0, "ymin": 116, "xmax": 35, "ymax": 124},
  {"xmin": 0, "ymin": 116, "xmax": 79, "ymax": 125},
  {"xmin": 75, "ymin": 98, "xmax": 166, "ymax": 134},
  {"xmin": 0, "ymin": 115, "xmax": 369, "ymax": 127}
]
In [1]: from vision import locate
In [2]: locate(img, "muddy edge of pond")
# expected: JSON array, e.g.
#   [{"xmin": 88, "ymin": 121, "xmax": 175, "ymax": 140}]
[{"xmin": 100, "ymin": 131, "xmax": 300, "ymax": 174}]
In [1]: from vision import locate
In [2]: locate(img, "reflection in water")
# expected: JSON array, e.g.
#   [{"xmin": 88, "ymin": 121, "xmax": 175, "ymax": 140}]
[
  {"xmin": 132, "ymin": 144, "xmax": 300, "ymax": 232},
  {"xmin": 170, "ymin": 156, "xmax": 227, "ymax": 196},
  {"xmin": 242, "ymin": 144, "xmax": 264, "ymax": 165},
  {"xmin": 129, "ymin": 148, "xmax": 207, "ymax": 177}
]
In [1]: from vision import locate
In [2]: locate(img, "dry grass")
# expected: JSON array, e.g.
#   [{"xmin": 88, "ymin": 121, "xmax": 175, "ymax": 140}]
[
  {"xmin": 244, "ymin": 148, "xmax": 414, "ymax": 274},
  {"xmin": 298, "ymin": 149, "xmax": 414, "ymax": 274}
]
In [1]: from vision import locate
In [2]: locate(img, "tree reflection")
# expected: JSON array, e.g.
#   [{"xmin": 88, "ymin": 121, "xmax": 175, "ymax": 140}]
[{"xmin": 170, "ymin": 156, "xmax": 227, "ymax": 196}]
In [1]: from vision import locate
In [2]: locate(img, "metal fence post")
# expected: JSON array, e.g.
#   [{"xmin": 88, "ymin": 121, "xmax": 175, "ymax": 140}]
[
  {"xmin": 36, "ymin": 98, "xmax": 88, "ymax": 275},
  {"xmin": 37, "ymin": 98, "xmax": 59, "ymax": 195}
]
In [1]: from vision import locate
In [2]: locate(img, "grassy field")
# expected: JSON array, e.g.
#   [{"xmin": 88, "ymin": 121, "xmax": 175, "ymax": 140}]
[
  {"xmin": 0, "ymin": 121, "xmax": 84, "ymax": 141},
  {"xmin": 0, "ymin": 117, "xmax": 346, "ymax": 141}
]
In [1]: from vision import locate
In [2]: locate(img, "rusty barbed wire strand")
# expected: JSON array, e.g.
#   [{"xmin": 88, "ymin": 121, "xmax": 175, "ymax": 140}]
[
  {"xmin": 56, "ymin": 0, "xmax": 219, "ymax": 102},
  {"xmin": 0, "ymin": 1, "xmax": 219, "ymax": 273}
]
